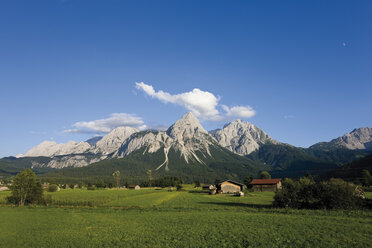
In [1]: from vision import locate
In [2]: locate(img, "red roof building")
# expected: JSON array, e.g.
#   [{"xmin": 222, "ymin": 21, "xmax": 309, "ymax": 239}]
[{"xmin": 250, "ymin": 178, "xmax": 282, "ymax": 192}]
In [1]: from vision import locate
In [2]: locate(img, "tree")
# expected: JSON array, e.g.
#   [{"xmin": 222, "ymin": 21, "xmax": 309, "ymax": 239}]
[
  {"xmin": 244, "ymin": 175, "xmax": 253, "ymax": 188},
  {"xmin": 147, "ymin": 170, "xmax": 153, "ymax": 187},
  {"xmin": 96, "ymin": 179, "xmax": 106, "ymax": 188},
  {"xmin": 113, "ymin": 171, "xmax": 120, "ymax": 188},
  {"xmin": 77, "ymin": 182, "xmax": 84, "ymax": 189},
  {"xmin": 360, "ymin": 170, "xmax": 372, "ymax": 187},
  {"xmin": 48, "ymin": 184, "xmax": 58, "ymax": 192},
  {"xmin": 176, "ymin": 184, "xmax": 183, "ymax": 191},
  {"xmin": 7, "ymin": 169, "xmax": 43, "ymax": 206},
  {"xmin": 194, "ymin": 180, "xmax": 201, "ymax": 187},
  {"xmin": 260, "ymin": 171, "xmax": 271, "ymax": 179},
  {"xmin": 214, "ymin": 178, "xmax": 221, "ymax": 185}
]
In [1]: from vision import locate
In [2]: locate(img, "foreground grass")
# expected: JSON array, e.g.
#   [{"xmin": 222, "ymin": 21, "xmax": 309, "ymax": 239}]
[{"xmin": 0, "ymin": 188, "xmax": 371, "ymax": 248}]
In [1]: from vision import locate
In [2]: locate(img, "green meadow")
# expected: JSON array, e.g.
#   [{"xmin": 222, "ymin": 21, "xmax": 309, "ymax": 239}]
[{"xmin": 0, "ymin": 188, "xmax": 371, "ymax": 248}]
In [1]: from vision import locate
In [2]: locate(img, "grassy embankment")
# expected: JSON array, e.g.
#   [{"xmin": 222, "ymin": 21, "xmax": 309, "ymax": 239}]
[{"xmin": 0, "ymin": 187, "xmax": 371, "ymax": 248}]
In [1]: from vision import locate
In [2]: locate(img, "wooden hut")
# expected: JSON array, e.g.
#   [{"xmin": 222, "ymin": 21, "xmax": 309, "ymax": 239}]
[
  {"xmin": 202, "ymin": 185, "xmax": 214, "ymax": 190},
  {"xmin": 129, "ymin": 185, "xmax": 141, "ymax": 190},
  {"xmin": 250, "ymin": 179, "xmax": 282, "ymax": 192},
  {"xmin": 218, "ymin": 180, "xmax": 244, "ymax": 194}
]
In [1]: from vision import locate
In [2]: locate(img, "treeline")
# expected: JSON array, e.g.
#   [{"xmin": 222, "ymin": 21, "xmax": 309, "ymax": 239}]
[{"xmin": 141, "ymin": 176, "xmax": 183, "ymax": 188}]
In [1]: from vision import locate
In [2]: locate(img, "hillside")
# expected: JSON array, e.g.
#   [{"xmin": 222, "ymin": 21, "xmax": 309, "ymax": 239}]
[
  {"xmin": 322, "ymin": 155, "xmax": 372, "ymax": 182},
  {"xmin": 247, "ymin": 143, "xmax": 339, "ymax": 178},
  {"xmin": 42, "ymin": 145, "xmax": 269, "ymax": 184},
  {"xmin": 0, "ymin": 156, "xmax": 55, "ymax": 176}
]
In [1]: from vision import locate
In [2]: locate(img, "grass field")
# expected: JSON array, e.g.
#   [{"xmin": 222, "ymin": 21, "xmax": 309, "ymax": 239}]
[{"xmin": 0, "ymin": 187, "xmax": 371, "ymax": 248}]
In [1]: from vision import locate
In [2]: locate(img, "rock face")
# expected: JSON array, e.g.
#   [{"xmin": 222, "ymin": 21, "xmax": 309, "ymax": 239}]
[
  {"xmin": 118, "ymin": 112, "xmax": 216, "ymax": 170},
  {"xmin": 32, "ymin": 155, "xmax": 101, "ymax": 169},
  {"xmin": 92, "ymin": 126, "xmax": 138, "ymax": 155},
  {"xmin": 310, "ymin": 127, "xmax": 372, "ymax": 151},
  {"xmin": 24, "ymin": 141, "xmax": 91, "ymax": 157},
  {"xmin": 85, "ymin": 136, "xmax": 103, "ymax": 146},
  {"xmin": 210, "ymin": 119, "xmax": 277, "ymax": 155}
]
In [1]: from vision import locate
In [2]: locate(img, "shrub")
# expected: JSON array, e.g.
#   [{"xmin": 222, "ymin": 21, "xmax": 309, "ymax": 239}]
[
  {"xmin": 176, "ymin": 184, "xmax": 183, "ymax": 191},
  {"xmin": 194, "ymin": 181, "xmax": 201, "ymax": 187},
  {"xmin": 69, "ymin": 184, "xmax": 75, "ymax": 189},
  {"xmin": 244, "ymin": 176, "xmax": 253, "ymax": 189},
  {"xmin": 87, "ymin": 186, "xmax": 96, "ymax": 190},
  {"xmin": 360, "ymin": 170, "xmax": 372, "ymax": 187},
  {"xmin": 41, "ymin": 194, "xmax": 53, "ymax": 206},
  {"xmin": 96, "ymin": 180, "xmax": 106, "ymax": 189},
  {"xmin": 273, "ymin": 177, "xmax": 365, "ymax": 210},
  {"xmin": 78, "ymin": 182, "xmax": 84, "ymax": 189},
  {"xmin": 48, "ymin": 184, "xmax": 59, "ymax": 192}
]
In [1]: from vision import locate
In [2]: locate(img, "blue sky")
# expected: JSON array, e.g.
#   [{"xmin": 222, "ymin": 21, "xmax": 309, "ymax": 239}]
[{"xmin": 0, "ymin": 0, "xmax": 371, "ymax": 157}]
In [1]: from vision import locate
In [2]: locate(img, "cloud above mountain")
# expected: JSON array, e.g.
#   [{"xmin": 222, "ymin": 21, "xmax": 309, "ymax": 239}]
[
  {"xmin": 222, "ymin": 105, "xmax": 256, "ymax": 118},
  {"xmin": 135, "ymin": 82, "xmax": 255, "ymax": 121},
  {"xmin": 64, "ymin": 113, "xmax": 147, "ymax": 134}
]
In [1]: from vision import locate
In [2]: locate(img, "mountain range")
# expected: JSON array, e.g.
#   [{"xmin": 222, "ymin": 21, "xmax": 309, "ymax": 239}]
[{"xmin": 1, "ymin": 112, "xmax": 371, "ymax": 183}]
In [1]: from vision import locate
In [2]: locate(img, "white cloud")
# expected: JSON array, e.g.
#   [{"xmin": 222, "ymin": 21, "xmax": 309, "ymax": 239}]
[
  {"xmin": 222, "ymin": 105, "xmax": 256, "ymax": 118},
  {"xmin": 136, "ymin": 82, "xmax": 221, "ymax": 120},
  {"xmin": 136, "ymin": 82, "xmax": 256, "ymax": 121},
  {"xmin": 64, "ymin": 113, "xmax": 147, "ymax": 134}
]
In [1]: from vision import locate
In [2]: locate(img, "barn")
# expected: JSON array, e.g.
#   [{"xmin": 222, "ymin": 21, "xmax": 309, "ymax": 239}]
[
  {"xmin": 218, "ymin": 180, "xmax": 244, "ymax": 194},
  {"xmin": 250, "ymin": 179, "xmax": 282, "ymax": 192},
  {"xmin": 129, "ymin": 185, "xmax": 141, "ymax": 190}
]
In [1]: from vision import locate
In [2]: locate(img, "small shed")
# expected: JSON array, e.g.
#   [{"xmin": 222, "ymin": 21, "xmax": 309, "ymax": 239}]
[
  {"xmin": 218, "ymin": 180, "xmax": 244, "ymax": 194},
  {"xmin": 202, "ymin": 185, "xmax": 214, "ymax": 190},
  {"xmin": 129, "ymin": 185, "xmax": 141, "ymax": 190},
  {"xmin": 250, "ymin": 179, "xmax": 282, "ymax": 192}
]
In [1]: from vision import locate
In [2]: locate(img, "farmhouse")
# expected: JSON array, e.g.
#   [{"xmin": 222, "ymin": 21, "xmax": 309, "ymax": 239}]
[
  {"xmin": 250, "ymin": 179, "xmax": 282, "ymax": 192},
  {"xmin": 129, "ymin": 185, "xmax": 141, "ymax": 190},
  {"xmin": 218, "ymin": 180, "xmax": 244, "ymax": 193}
]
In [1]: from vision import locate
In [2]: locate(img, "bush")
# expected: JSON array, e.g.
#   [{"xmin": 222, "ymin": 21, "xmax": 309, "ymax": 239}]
[
  {"xmin": 96, "ymin": 179, "xmax": 106, "ymax": 189},
  {"xmin": 176, "ymin": 184, "xmax": 183, "ymax": 191},
  {"xmin": 194, "ymin": 181, "xmax": 201, "ymax": 187},
  {"xmin": 87, "ymin": 186, "xmax": 96, "ymax": 190},
  {"xmin": 41, "ymin": 195, "xmax": 53, "ymax": 206},
  {"xmin": 273, "ymin": 177, "xmax": 365, "ymax": 210},
  {"xmin": 244, "ymin": 176, "xmax": 253, "ymax": 189},
  {"xmin": 48, "ymin": 184, "xmax": 59, "ymax": 192},
  {"xmin": 78, "ymin": 182, "xmax": 84, "ymax": 189},
  {"xmin": 69, "ymin": 184, "xmax": 75, "ymax": 189}
]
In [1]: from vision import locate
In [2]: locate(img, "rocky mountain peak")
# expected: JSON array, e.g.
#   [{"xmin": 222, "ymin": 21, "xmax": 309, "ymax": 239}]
[
  {"xmin": 333, "ymin": 127, "xmax": 372, "ymax": 150},
  {"xmin": 211, "ymin": 119, "xmax": 277, "ymax": 155},
  {"xmin": 93, "ymin": 126, "xmax": 138, "ymax": 155},
  {"xmin": 23, "ymin": 140, "xmax": 90, "ymax": 157},
  {"xmin": 166, "ymin": 112, "xmax": 207, "ymax": 139}
]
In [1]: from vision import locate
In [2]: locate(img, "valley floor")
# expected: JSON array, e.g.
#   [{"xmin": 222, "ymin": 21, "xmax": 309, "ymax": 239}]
[{"xmin": 0, "ymin": 188, "xmax": 371, "ymax": 248}]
